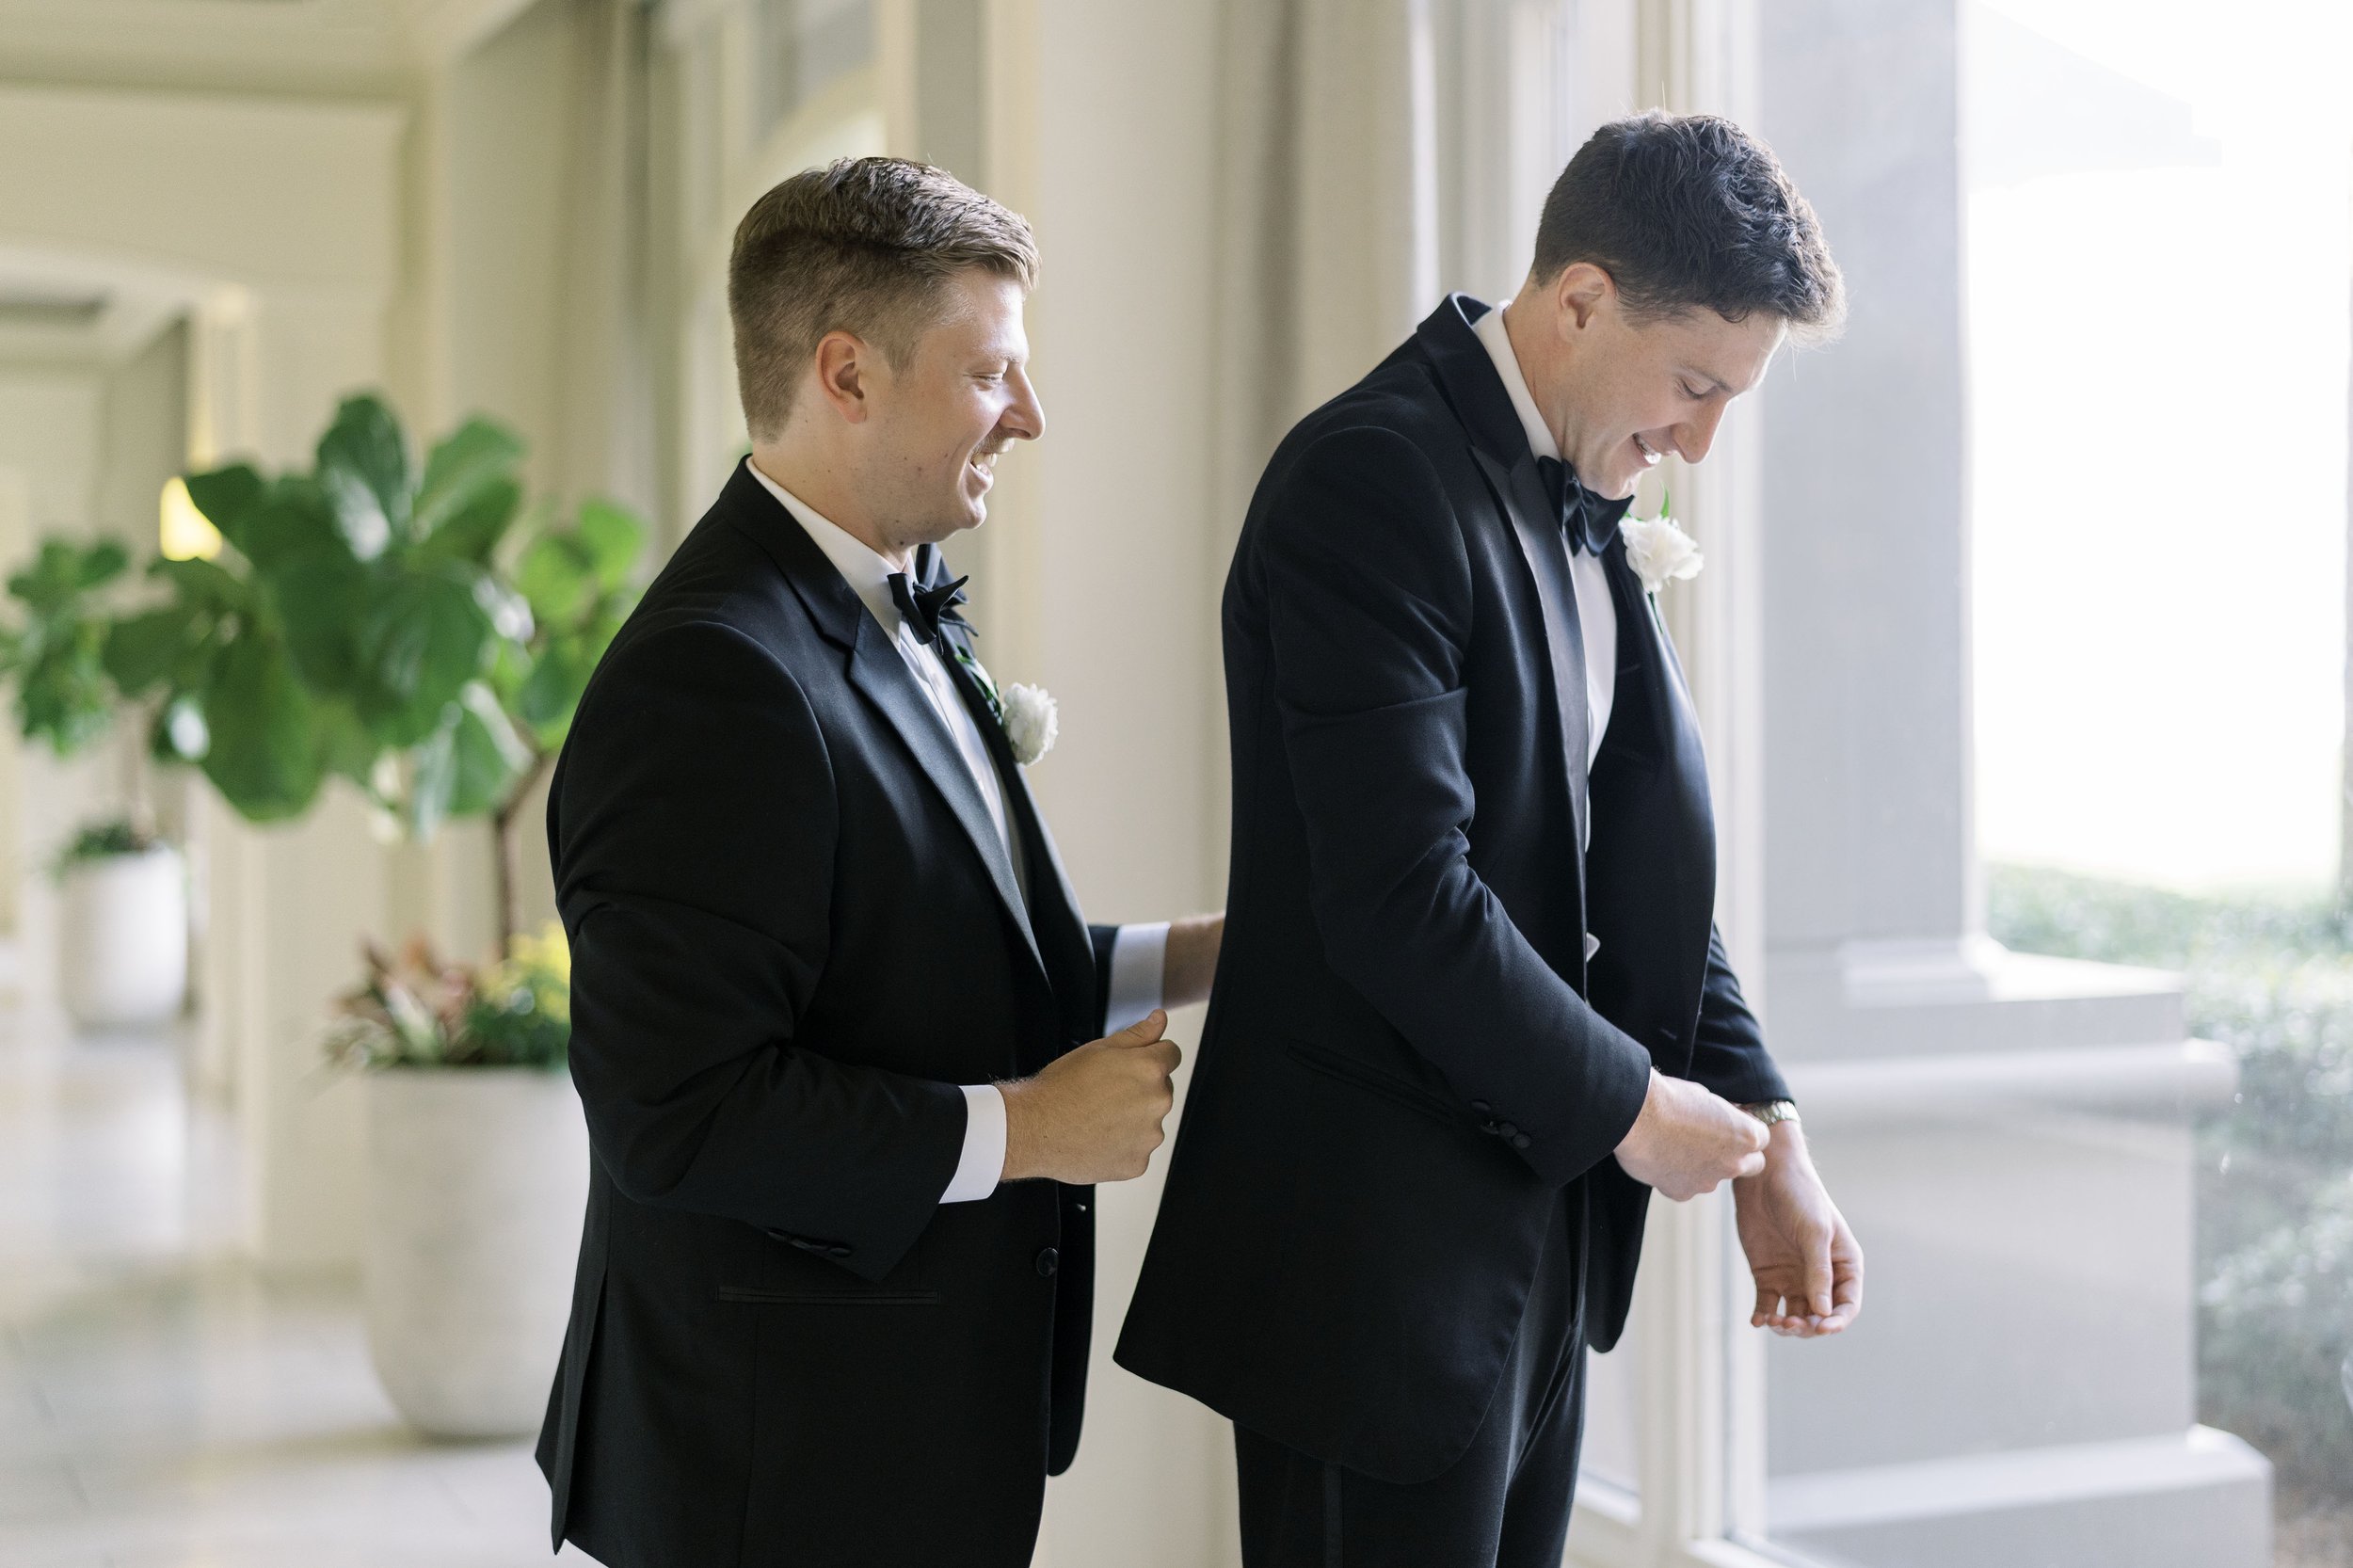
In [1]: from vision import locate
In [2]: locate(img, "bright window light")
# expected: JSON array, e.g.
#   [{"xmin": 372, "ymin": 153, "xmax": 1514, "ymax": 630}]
[{"xmin": 159, "ymin": 476, "xmax": 221, "ymax": 561}]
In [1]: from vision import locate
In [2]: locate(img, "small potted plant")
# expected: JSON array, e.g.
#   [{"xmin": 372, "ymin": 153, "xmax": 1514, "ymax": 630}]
[
  {"xmin": 0, "ymin": 539, "xmax": 189, "ymax": 1031},
  {"xmin": 54, "ymin": 815, "xmax": 186, "ymax": 1030},
  {"xmin": 324, "ymin": 922, "xmax": 585, "ymax": 1439}
]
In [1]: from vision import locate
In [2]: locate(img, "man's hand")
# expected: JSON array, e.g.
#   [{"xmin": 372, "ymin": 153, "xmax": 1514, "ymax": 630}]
[
  {"xmin": 999, "ymin": 1010, "xmax": 1181, "ymax": 1184},
  {"xmin": 1613, "ymin": 1070, "xmax": 1769, "ymax": 1200},
  {"xmin": 1161, "ymin": 913, "xmax": 1225, "ymax": 1011},
  {"xmin": 1734, "ymin": 1120, "xmax": 1863, "ymax": 1337}
]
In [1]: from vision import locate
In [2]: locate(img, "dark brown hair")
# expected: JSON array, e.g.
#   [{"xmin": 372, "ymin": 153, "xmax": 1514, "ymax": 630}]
[
  {"xmin": 728, "ymin": 156, "xmax": 1039, "ymax": 437},
  {"xmin": 1533, "ymin": 112, "xmax": 1845, "ymax": 344}
]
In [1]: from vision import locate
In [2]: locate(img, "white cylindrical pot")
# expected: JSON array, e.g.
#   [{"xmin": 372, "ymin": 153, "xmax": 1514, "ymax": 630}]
[
  {"xmin": 363, "ymin": 1067, "xmax": 590, "ymax": 1439},
  {"xmin": 58, "ymin": 846, "xmax": 187, "ymax": 1029}
]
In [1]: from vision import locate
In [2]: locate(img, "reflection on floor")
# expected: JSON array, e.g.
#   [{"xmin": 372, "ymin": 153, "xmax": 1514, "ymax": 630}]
[{"xmin": 0, "ymin": 1011, "xmax": 592, "ymax": 1567}]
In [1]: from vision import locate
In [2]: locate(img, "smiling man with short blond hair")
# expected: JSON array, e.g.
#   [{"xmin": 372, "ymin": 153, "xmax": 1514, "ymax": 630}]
[{"xmin": 536, "ymin": 155, "xmax": 1220, "ymax": 1568}]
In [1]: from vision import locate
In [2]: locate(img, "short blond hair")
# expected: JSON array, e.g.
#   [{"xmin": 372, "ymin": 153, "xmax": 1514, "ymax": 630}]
[{"xmin": 728, "ymin": 156, "xmax": 1039, "ymax": 438}]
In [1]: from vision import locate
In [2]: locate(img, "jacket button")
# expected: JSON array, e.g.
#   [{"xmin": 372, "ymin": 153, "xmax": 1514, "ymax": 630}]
[
  {"xmin": 1511, "ymin": 1132, "xmax": 1531, "ymax": 1150},
  {"xmin": 1035, "ymin": 1247, "xmax": 1060, "ymax": 1277}
]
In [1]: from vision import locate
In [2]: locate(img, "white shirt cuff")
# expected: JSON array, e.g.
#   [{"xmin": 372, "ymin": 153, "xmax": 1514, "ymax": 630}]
[
  {"xmin": 939, "ymin": 1082, "xmax": 1007, "ymax": 1203},
  {"xmin": 1103, "ymin": 920, "xmax": 1170, "ymax": 1034}
]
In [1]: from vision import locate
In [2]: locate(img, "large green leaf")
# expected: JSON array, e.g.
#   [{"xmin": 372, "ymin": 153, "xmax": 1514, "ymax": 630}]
[
  {"xmin": 312, "ymin": 696, "xmax": 381, "ymax": 789},
  {"xmin": 515, "ymin": 533, "xmax": 594, "ymax": 625},
  {"xmin": 232, "ymin": 478, "xmax": 343, "ymax": 574},
  {"xmin": 199, "ymin": 634, "xmax": 323, "ymax": 820},
  {"xmin": 451, "ymin": 682, "xmax": 531, "ymax": 815},
  {"xmin": 150, "ymin": 554, "xmax": 254, "ymax": 616},
  {"xmin": 354, "ymin": 566, "xmax": 493, "ymax": 744},
  {"xmin": 414, "ymin": 475, "xmax": 522, "ymax": 566},
  {"xmin": 573, "ymin": 500, "xmax": 646, "ymax": 593},
  {"xmin": 515, "ymin": 634, "xmax": 597, "ymax": 743},
  {"xmin": 412, "ymin": 419, "xmax": 523, "ymax": 543},
  {"xmin": 267, "ymin": 543, "xmax": 371, "ymax": 696},
  {"xmin": 103, "ymin": 605, "xmax": 201, "ymax": 697},
  {"xmin": 183, "ymin": 465, "xmax": 264, "ymax": 542},
  {"xmin": 315, "ymin": 394, "xmax": 411, "ymax": 546},
  {"xmin": 407, "ymin": 683, "xmax": 532, "ymax": 840}
]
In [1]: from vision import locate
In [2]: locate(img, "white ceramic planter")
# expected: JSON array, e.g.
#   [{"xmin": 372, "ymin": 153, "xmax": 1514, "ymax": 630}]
[
  {"xmin": 363, "ymin": 1066, "xmax": 589, "ymax": 1439},
  {"xmin": 58, "ymin": 846, "xmax": 187, "ymax": 1030}
]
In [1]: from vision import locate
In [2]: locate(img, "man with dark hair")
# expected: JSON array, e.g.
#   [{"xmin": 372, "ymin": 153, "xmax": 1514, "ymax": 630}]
[
  {"xmin": 536, "ymin": 155, "xmax": 1222, "ymax": 1567},
  {"xmin": 1118, "ymin": 111, "xmax": 1863, "ymax": 1565}
]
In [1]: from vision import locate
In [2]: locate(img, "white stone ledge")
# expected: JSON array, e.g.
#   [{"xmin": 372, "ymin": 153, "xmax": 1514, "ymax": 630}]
[
  {"xmin": 1767, "ymin": 1424, "xmax": 2270, "ymax": 1533},
  {"xmin": 1783, "ymin": 1038, "xmax": 2238, "ymax": 1125}
]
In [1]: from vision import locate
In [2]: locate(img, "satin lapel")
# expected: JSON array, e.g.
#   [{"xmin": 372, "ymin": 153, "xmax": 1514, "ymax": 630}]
[
  {"xmin": 842, "ymin": 614, "xmax": 1046, "ymax": 975},
  {"xmin": 1601, "ymin": 542, "xmax": 1717, "ymax": 1013},
  {"xmin": 1473, "ymin": 444, "xmax": 1591, "ymax": 872},
  {"xmin": 1597, "ymin": 542, "xmax": 1673, "ymax": 771},
  {"xmin": 934, "ymin": 632, "xmax": 1098, "ymax": 1037}
]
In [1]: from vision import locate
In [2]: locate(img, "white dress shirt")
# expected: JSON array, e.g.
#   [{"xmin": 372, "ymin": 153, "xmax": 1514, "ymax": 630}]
[
  {"xmin": 747, "ymin": 461, "xmax": 1166, "ymax": 1203},
  {"xmin": 1470, "ymin": 302, "xmax": 1617, "ymax": 770}
]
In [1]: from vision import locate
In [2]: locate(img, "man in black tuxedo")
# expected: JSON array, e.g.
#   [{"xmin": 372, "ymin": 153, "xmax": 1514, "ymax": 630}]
[
  {"xmin": 536, "ymin": 157, "xmax": 1222, "ymax": 1568},
  {"xmin": 1118, "ymin": 113, "xmax": 1865, "ymax": 1565}
]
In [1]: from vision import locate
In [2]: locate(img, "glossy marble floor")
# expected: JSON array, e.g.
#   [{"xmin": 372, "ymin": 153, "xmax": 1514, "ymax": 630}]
[{"xmin": 0, "ymin": 1010, "xmax": 592, "ymax": 1567}]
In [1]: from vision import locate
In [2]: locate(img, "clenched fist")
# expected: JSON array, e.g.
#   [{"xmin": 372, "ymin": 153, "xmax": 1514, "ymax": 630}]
[
  {"xmin": 1613, "ymin": 1069, "xmax": 1769, "ymax": 1200},
  {"xmin": 999, "ymin": 1010, "xmax": 1182, "ymax": 1184}
]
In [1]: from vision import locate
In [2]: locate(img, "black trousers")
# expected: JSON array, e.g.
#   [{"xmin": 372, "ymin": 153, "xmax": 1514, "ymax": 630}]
[{"xmin": 1233, "ymin": 1191, "xmax": 1590, "ymax": 1568}]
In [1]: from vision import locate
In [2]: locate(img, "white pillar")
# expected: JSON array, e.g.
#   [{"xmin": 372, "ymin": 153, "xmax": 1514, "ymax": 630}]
[
  {"xmin": 1753, "ymin": 3, "xmax": 2269, "ymax": 1562},
  {"xmin": 192, "ymin": 289, "xmax": 399, "ymax": 1272}
]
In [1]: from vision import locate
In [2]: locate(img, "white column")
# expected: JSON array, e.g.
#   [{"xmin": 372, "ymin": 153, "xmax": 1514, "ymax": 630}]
[
  {"xmin": 1751, "ymin": 3, "xmax": 2269, "ymax": 1563},
  {"xmin": 193, "ymin": 289, "xmax": 398, "ymax": 1272},
  {"xmin": 980, "ymin": 3, "xmax": 1234, "ymax": 1565}
]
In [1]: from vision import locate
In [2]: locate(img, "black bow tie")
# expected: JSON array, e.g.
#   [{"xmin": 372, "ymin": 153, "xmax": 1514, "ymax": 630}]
[
  {"xmin": 887, "ymin": 571, "xmax": 971, "ymax": 646},
  {"xmin": 1533, "ymin": 456, "xmax": 1634, "ymax": 557}
]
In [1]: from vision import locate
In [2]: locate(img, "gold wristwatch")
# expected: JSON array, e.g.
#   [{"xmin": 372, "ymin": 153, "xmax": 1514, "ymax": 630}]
[{"xmin": 1741, "ymin": 1099, "xmax": 1800, "ymax": 1127}]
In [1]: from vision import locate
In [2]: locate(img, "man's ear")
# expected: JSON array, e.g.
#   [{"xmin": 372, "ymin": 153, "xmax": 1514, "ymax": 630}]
[
  {"xmin": 812, "ymin": 329, "xmax": 874, "ymax": 424},
  {"xmin": 1549, "ymin": 262, "xmax": 1614, "ymax": 334}
]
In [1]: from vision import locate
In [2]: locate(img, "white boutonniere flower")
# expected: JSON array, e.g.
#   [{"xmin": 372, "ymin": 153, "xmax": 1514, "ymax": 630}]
[
  {"xmin": 1621, "ymin": 507, "xmax": 1703, "ymax": 596},
  {"xmin": 949, "ymin": 642, "xmax": 1058, "ymax": 766},
  {"xmin": 1000, "ymin": 682, "xmax": 1059, "ymax": 766}
]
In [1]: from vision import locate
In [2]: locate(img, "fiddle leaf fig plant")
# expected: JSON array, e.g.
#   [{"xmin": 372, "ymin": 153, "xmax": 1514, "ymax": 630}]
[
  {"xmin": 0, "ymin": 393, "xmax": 648, "ymax": 949},
  {"xmin": 0, "ymin": 538, "xmax": 132, "ymax": 756}
]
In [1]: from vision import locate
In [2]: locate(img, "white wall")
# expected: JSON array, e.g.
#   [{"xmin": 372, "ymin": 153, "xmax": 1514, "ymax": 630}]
[{"xmin": 1000, "ymin": 2, "xmax": 1236, "ymax": 1563}]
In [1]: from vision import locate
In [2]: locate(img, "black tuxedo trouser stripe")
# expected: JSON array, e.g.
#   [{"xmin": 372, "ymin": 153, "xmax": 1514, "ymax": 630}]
[{"xmin": 1234, "ymin": 1190, "xmax": 1590, "ymax": 1568}]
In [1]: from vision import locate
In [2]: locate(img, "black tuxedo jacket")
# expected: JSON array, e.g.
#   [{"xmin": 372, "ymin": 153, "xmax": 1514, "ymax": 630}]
[
  {"xmin": 536, "ymin": 460, "xmax": 1119, "ymax": 1567},
  {"xmin": 1115, "ymin": 296, "xmax": 1788, "ymax": 1484}
]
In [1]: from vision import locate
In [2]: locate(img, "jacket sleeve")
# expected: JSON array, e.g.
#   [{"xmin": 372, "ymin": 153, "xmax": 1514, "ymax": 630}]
[
  {"xmin": 1687, "ymin": 924, "xmax": 1792, "ymax": 1106},
  {"xmin": 552, "ymin": 616, "xmax": 967, "ymax": 1283},
  {"xmin": 1090, "ymin": 924, "xmax": 1118, "ymax": 1037},
  {"xmin": 1260, "ymin": 424, "xmax": 1654, "ymax": 1187}
]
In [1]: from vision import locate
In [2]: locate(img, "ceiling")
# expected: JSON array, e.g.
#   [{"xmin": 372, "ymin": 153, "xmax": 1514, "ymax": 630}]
[{"xmin": 0, "ymin": 0, "xmax": 547, "ymax": 99}]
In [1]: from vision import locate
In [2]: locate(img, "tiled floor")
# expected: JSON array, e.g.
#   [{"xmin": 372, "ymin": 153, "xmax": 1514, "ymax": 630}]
[{"xmin": 0, "ymin": 1011, "xmax": 591, "ymax": 1567}]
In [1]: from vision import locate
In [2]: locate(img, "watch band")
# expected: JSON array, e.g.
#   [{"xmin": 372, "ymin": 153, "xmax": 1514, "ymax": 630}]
[{"xmin": 1742, "ymin": 1098, "xmax": 1800, "ymax": 1127}]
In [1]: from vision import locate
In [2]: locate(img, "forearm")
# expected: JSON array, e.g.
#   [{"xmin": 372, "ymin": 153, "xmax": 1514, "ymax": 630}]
[{"xmin": 1688, "ymin": 924, "xmax": 1791, "ymax": 1104}]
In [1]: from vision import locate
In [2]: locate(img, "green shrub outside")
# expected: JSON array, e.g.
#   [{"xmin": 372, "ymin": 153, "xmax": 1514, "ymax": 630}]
[{"xmin": 1986, "ymin": 864, "xmax": 2353, "ymax": 1491}]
